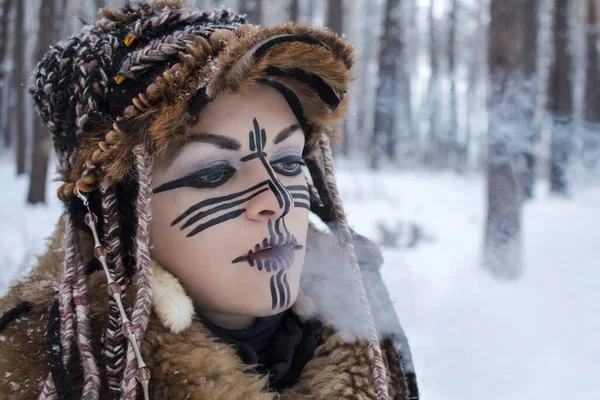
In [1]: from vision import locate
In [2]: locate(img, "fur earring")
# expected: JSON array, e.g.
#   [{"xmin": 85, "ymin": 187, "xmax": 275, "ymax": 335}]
[{"xmin": 150, "ymin": 263, "xmax": 195, "ymax": 333}]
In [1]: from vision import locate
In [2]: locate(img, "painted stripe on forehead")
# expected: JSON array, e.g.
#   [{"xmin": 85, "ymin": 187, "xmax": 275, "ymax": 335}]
[
  {"xmin": 249, "ymin": 130, "xmax": 256, "ymax": 151},
  {"xmin": 171, "ymin": 180, "xmax": 269, "ymax": 226},
  {"xmin": 179, "ymin": 188, "xmax": 269, "ymax": 230}
]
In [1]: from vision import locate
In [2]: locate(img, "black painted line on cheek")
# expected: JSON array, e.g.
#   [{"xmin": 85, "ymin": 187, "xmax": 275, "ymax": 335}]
[
  {"xmin": 294, "ymin": 202, "xmax": 310, "ymax": 210},
  {"xmin": 261, "ymin": 128, "xmax": 266, "ymax": 149},
  {"xmin": 270, "ymin": 275, "xmax": 278, "ymax": 309},
  {"xmin": 285, "ymin": 185, "xmax": 309, "ymax": 192},
  {"xmin": 257, "ymin": 259, "xmax": 263, "ymax": 271},
  {"xmin": 276, "ymin": 269, "xmax": 286, "ymax": 308},
  {"xmin": 186, "ymin": 209, "xmax": 245, "ymax": 237},
  {"xmin": 180, "ymin": 188, "xmax": 269, "ymax": 230},
  {"xmin": 267, "ymin": 180, "xmax": 284, "ymax": 209},
  {"xmin": 283, "ymin": 273, "xmax": 291, "ymax": 308},
  {"xmin": 291, "ymin": 193, "xmax": 309, "ymax": 201},
  {"xmin": 172, "ymin": 181, "xmax": 269, "ymax": 226},
  {"xmin": 264, "ymin": 260, "xmax": 271, "ymax": 273}
]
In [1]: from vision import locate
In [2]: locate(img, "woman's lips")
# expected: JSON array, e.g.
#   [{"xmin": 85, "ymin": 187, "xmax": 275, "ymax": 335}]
[
  {"xmin": 247, "ymin": 244, "xmax": 294, "ymax": 261},
  {"xmin": 232, "ymin": 240, "xmax": 304, "ymax": 271}
]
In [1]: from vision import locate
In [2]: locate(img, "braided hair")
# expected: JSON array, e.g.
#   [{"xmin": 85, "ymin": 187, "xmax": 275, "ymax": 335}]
[{"xmin": 25, "ymin": 1, "xmax": 413, "ymax": 399}]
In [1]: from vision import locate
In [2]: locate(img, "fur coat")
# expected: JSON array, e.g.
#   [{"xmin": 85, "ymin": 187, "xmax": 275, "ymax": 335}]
[{"xmin": 0, "ymin": 218, "xmax": 417, "ymax": 399}]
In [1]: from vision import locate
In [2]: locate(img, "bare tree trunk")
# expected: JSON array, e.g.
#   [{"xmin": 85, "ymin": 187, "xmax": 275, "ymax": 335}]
[
  {"xmin": 464, "ymin": 3, "xmax": 478, "ymax": 173},
  {"xmin": 356, "ymin": 0, "xmax": 380, "ymax": 153},
  {"xmin": 484, "ymin": 0, "xmax": 526, "ymax": 279},
  {"xmin": 583, "ymin": 0, "xmax": 600, "ymax": 168},
  {"xmin": 407, "ymin": 0, "xmax": 419, "ymax": 164},
  {"xmin": 371, "ymin": 0, "xmax": 403, "ymax": 169},
  {"xmin": 447, "ymin": 0, "xmax": 458, "ymax": 171},
  {"xmin": 238, "ymin": 0, "xmax": 262, "ymax": 24},
  {"xmin": 326, "ymin": 0, "xmax": 348, "ymax": 156},
  {"xmin": 28, "ymin": 0, "xmax": 56, "ymax": 204},
  {"xmin": 14, "ymin": 0, "xmax": 26, "ymax": 175},
  {"xmin": 425, "ymin": 0, "xmax": 441, "ymax": 168},
  {"xmin": 520, "ymin": 0, "xmax": 540, "ymax": 198},
  {"xmin": 0, "ymin": 0, "xmax": 12, "ymax": 148},
  {"xmin": 289, "ymin": 0, "xmax": 299, "ymax": 22},
  {"xmin": 547, "ymin": 0, "xmax": 573, "ymax": 195}
]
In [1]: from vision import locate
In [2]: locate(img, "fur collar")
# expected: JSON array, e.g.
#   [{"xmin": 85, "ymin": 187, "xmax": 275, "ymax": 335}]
[{"xmin": 0, "ymin": 221, "xmax": 413, "ymax": 399}]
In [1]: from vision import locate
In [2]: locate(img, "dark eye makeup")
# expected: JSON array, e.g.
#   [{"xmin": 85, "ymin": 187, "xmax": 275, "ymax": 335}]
[
  {"xmin": 154, "ymin": 154, "xmax": 306, "ymax": 194},
  {"xmin": 270, "ymin": 155, "xmax": 306, "ymax": 177},
  {"xmin": 193, "ymin": 164, "xmax": 238, "ymax": 187},
  {"xmin": 153, "ymin": 163, "xmax": 237, "ymax": 193}
]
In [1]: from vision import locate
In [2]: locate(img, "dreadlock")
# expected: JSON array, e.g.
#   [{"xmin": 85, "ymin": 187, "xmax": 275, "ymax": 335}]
[{"xmin": 23, "ymin": 1, "xmax": 415, "ymax": 398}]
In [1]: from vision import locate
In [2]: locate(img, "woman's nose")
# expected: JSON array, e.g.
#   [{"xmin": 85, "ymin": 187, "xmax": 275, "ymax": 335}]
[{"xmin": 245, "ymin": 184, "xmax": 287, "ymax": 222}]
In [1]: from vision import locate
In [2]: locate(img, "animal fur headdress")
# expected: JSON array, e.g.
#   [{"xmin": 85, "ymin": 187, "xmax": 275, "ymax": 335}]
[{"xmin": 26, "ymin": 1, "xmax": 406, "ymax": 399}]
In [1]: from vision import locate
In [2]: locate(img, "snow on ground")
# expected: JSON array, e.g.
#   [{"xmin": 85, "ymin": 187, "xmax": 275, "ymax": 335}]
[
  {"xmin": 0, "ymin": 156, "xmax": 63, "ymax": 295},
  {"xmin": 1, "ymin": 155, "xmax": 599, "ymax": 400},
  {"xmin": 337, "ymin": 168, "xmax": 600, "ymax": 400}
]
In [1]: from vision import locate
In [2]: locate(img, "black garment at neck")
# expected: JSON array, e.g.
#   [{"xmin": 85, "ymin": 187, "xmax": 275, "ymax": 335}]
[
  {"xmin": 199, "ymin": 310, "xmax": 323, "ymax": 390},
  {"xmin": 200, "ymin": 312, "xmax": 285, "ymax": 366}
]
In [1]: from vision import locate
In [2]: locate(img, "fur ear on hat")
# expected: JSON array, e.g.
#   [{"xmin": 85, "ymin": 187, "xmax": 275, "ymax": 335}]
[{"xmin": 150, "ymin": 262, "xmax": 195, "ymax": 333}]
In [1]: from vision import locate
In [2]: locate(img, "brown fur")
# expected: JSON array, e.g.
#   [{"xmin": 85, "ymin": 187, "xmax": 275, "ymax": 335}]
[
  {"xmin": 0, "ymin": 219, "xmax": 404, "ymax": 399},
  {"xmin": 72, "ymin": 16, "xmax": 354, "ymax": 186}
]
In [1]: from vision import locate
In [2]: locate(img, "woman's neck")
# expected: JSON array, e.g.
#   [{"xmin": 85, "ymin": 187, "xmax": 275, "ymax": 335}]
[{"xmin": 197, "ymin": 308, "xmax": 257, "ymax": 330}]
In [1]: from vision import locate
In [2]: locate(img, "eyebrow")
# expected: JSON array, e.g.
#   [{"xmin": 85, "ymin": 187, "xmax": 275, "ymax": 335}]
[
  {"xmin": 187, "ymin": 132, "xmax": 242, "ymax": 150},
  {"xmin": 273, "ymin": 124, "xmax": 301, "ymax": 144}
]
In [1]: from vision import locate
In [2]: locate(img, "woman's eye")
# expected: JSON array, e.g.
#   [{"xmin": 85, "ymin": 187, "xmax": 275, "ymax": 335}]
[
  {"xmin": 189, "ymin": 164, "xmax": 236, "ymax": 188},
  {"xmin": 271, "ymin": 155, "xmax": 306, "ymax": 177}
]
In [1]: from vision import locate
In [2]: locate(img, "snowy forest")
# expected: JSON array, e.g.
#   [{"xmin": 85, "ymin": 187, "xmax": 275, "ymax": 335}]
[{"xmin": 0, "ymin": 0, "xmax": 598, "ymax": 399}]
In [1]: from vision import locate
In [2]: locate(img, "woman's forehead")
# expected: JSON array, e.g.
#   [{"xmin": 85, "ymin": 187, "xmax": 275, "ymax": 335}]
[{"xmin": 188, "ymin": 84, "xmax": 299, "ymax": 136}]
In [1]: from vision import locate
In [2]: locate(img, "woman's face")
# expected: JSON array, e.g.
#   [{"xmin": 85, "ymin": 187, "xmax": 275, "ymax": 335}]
[{"xmin": 150, "ymin": 84, "xmax": 309, "ymax": 319}]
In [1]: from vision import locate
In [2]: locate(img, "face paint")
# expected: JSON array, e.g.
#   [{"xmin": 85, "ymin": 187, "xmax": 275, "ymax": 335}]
[
  {"xmin": 232, "ymin": 220, "xmax": 303, "ymax": 308},
  {"xmin": 155, "ymin": 118, "xmax": 308, "ymax": 310},
  {"xmin": 286, "ymin": 184, "xmax": 310, "ymax": 210}
]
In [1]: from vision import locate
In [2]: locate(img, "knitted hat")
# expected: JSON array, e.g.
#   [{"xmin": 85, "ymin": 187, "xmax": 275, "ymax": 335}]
[{"xmin": 29, "ymin": 1, "xmax": 405, "ymax": 399}]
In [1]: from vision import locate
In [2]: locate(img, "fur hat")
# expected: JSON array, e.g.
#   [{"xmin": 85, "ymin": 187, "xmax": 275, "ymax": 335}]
[{"xmin": 28, "ymin": 1, "xmax": 403, "ymax": 399}]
